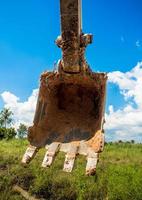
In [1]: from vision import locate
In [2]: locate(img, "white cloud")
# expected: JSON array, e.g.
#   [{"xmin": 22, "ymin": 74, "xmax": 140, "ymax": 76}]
[
  {"xmin": 1, "ymin": 89, "xmax": 38, "ymax": 129},
  {"xmin": 105, "ymin": 62, "xmax": 142, "ymax": 142},
  {"xmin": 136, "ymin": 40, "xmax": 141, "ymax": 48}
]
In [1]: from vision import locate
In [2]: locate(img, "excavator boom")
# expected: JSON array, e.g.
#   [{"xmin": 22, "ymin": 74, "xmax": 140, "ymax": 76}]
[
  {"xmin": 60, "ymin": 0, "xmax": 82, "ymax": 72},
  {"xmin": 60, "ymin": 0, "xmax": 82, "ymax": 35},
  {"xmin": 56, "ymin": 0, "xmax": 92, "ymax": 73}
]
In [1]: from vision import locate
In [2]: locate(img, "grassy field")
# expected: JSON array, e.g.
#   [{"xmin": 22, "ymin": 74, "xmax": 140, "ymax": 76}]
[{"xmin": 0, "ymin": 139, "xmax": 142, "ymax": 200}]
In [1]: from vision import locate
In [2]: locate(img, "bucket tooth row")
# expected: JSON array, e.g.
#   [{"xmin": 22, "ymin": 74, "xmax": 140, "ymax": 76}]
[{"xmin": 21, "ymin": 138, "xmax": 103, "ymax": 175}]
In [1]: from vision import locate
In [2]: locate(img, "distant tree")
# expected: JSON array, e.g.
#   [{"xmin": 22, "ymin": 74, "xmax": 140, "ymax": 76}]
[
  {"xmin": 0, "ymin": 108, "xmax": 15, "ymax": 140},
  {"xmin": 0, "ymin": 116, "xmax": 3, "ymax": 127},
  {"xmin": 131, "ymin": 140, "xmax": 135, "ymax": 144},
  {"xmin": 17, "ymin": 123, "xmax": 28, "ymax": 139},
  {"xmin": 0, "ymin": 108, "xmax": 13, "ymax": 128}
]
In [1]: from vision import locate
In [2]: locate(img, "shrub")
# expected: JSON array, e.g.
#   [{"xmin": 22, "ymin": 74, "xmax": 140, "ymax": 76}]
[
  {"xmin": 0, "ymin": 127, "xmax": 6, "ymax": 139},
  {"xmin": 0, "ymin": 127, "xmax": 16, "ymax": 140},
  {"xmin": 6, "ymin": 128, "xmax": 16, "ymax": 140}
]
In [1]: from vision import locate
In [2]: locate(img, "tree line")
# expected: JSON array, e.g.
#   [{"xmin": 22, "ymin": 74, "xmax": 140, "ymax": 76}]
[
  {"xmin": 0, "ymin": 107, "xmax": 28, "ymax": 140},
  {"xmin": 0, "ymin": 108, "xmax": 137, "ymax": 144}
]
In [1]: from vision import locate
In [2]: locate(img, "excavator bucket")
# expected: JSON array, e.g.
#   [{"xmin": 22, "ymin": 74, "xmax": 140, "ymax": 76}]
[{"xmin": 22, "ymin": 0, "xmax": 107, "ymax": 175}]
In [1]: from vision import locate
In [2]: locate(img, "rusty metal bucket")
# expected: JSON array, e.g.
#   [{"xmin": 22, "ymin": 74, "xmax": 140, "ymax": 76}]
[
  {"xmin": 22, "ymin": 71, "xmax": 107, "ymax": 175},
  {"xmin": 28, "ymin": 72, "xmax": 107, "ymax": 148}
]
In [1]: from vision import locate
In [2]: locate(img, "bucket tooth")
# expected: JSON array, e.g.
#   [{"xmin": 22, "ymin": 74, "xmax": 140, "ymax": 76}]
[
  {"xmin": 42, "ymin": 142, "xmax": 60, "ymax": 167},
  {"xmin": 63, "ymin": 143, "xmax": 78, "ymax": 172},
  {"xmin": 85, "ymin": 150, "xmax": 98, "ymax": 176},
  {"xmin": 21, "ymin": 145, "xmax": 38, "ymax": 164}
]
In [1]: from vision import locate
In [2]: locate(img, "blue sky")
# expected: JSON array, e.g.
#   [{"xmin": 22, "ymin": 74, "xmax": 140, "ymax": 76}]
[{"xmin": 0, "ymin": 0, "xmax": 142, "ymax": 141}]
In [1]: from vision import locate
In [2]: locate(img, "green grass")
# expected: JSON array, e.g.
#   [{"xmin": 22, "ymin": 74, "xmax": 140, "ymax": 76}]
[{"xmin": 0, "ymin": 139, "xmax": 142, "ymax": 200}]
